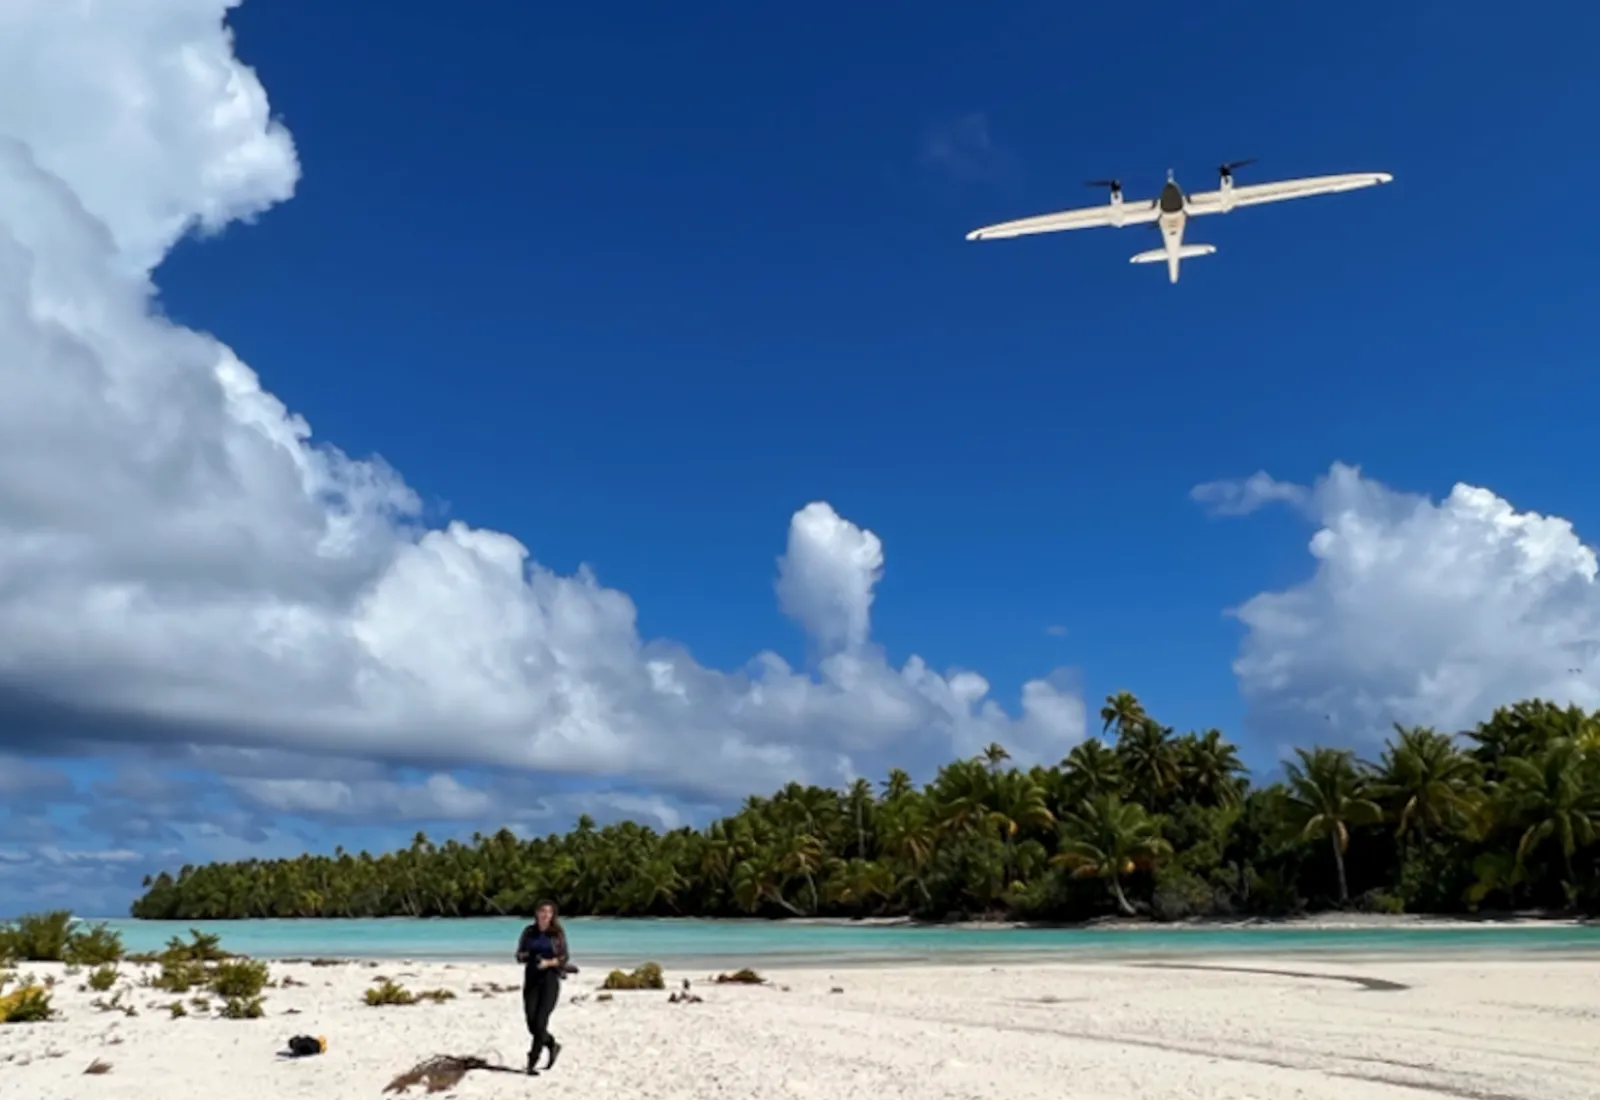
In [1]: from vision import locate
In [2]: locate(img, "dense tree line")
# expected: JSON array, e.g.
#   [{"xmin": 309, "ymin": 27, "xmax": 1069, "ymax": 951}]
[{"xmin": 130, "ymin": 695, "xmax": 1600, "ymax": 922}]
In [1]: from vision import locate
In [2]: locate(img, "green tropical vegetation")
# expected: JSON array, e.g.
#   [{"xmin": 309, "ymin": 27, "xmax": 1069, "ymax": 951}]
[
  {"xmin": 0, "ymin": 910, "xmax": 124, "ymax": 965},
  {"xmin": 128, "ymin": 695, "xmax": 1600, "ymax": 922},
  {"xmin": 0, "ymin": 916, "xmax": 271, "ymax": 1024}
]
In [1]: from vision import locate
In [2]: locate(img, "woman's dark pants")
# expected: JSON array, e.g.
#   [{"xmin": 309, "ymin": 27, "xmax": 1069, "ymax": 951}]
[{"xmin": 523, "ymin": 967, "xmax": 560, "ymax": 1062}]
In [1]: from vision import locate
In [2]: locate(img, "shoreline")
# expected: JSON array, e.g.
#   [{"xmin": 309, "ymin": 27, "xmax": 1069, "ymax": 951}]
[
  {"xmin": 264, "ymin": 947, "xmax": 1600, "ymax": 971},
  {"xmin": 788, "ymin": 910, "xmax": 1598, "ymax": 931},
  {"xmin": 88, "ymin": 910, "xmax": 1594, "ymax": 929},
  {"xmin": 53, "ymin": 911, "xmax": 1600, "ymax": 969},
  {"xmin": 69, "ymin": 915, "xmax": 1600, "ymax": 968}
]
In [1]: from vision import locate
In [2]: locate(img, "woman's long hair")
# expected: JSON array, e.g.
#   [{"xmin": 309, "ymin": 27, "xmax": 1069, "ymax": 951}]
[{"xmin": 535, "ymin": 898, "xmax": 565, "ymax": 939}]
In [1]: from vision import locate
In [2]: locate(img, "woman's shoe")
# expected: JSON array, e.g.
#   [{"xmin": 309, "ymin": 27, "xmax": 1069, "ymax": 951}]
[
  {"xmin": 526, "ymin": 1049, "xmax": 540, "ymax": 1076},
  {"xmin": 545, "ymin": 1039, "xmax": 562, "ymax": 1070}
]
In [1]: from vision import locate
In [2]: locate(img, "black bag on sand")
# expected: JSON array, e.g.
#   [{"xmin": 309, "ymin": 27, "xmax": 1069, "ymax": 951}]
[{"xmin": 285, "ymin": 1035, "xmax": 327, "ymax": 1057}]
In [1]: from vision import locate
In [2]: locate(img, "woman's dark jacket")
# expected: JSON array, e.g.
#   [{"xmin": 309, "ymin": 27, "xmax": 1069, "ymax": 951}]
[{"xmin": 516, "ymin": 925, "xmax": 571, "ymax": 976}]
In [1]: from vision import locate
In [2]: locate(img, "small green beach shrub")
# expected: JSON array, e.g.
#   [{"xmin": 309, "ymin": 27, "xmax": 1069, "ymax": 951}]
[
  {"xmin": 363, "ymin": 978, "xmax": 417, "ymax": 1006},
  {"xmin": 220, "ymin": 995, "xmax": 265, "ymax": 1019},
  {"xmin": 162, "ymin": 929, "xmax": 229, "ymax": 962},
  {"xmin": 601, "ymin": 962, "xmax": 664, "ymax": 990},
  {"xmin": 152, "ymin": 957, "xmax": 205, "ymax": 993},
  {"xmin": 0, "ymin": 983, "xmax": 54, "ymax": 1023},
  {"xmin": 208, "ymin": 958, "xmax": 269, "ymax": 999}
]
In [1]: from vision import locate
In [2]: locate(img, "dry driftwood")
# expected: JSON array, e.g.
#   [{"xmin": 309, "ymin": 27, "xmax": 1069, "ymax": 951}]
[{"xmin": 382, "ymin": 1054, "xmax": 522, "ymax": 1094}]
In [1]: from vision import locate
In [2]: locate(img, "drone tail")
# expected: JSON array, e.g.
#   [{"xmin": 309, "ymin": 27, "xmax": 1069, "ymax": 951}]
[
  {"xmin": 1130, "ymin": 244, "xmax": 1216, "ymax": 283},
  {"xmin": 1128, "ymin": 244, "xmax": 1216, "ymax": 264}
]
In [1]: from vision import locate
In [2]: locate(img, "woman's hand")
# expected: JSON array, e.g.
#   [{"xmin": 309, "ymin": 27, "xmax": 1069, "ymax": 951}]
[{"xmin": 515, "ymin": 951, "xmax": 528, "ymax": 963}]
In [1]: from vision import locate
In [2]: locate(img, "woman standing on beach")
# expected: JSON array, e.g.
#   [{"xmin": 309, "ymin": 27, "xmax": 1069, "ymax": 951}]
[{"xmin": 515, "ymin": 899, "xmax": 569, "ymax": 1076}]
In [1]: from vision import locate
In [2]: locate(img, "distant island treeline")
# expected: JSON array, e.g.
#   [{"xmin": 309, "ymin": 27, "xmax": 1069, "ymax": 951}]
[{"xmin": 130, "ymin": 694, "xmax": 1600, "ymax": 923}]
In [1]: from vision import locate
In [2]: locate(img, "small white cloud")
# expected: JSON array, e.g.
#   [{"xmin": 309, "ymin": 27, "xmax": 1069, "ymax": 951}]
[
  {"xmin": 1044, "ymin": 624, "xmax": 1068, "ymax": 637},
  {"xmin": 23, "ymin": 846, "xmax": 144, "ymax": 865},
  {"xmin": 775, "ymin": 502, "xmax": 884, "ymax": 653},
  {"xmin": 580, "ymin": 792, "xmax": 686, "ymax": 832},
  {"xmin": 230, "ymin": 773, "xmax": 496, "ymax": 821},
  {"xmin": 1191, "ymin": 471, "xmax": 1310, "ymax": 517}
]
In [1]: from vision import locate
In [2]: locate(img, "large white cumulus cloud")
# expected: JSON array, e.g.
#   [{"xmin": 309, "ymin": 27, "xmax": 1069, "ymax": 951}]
[
  {"xmin": 1194, "ymin": 463, "xmax": 1600, "ymax": 752},
  {"xmin": 0, "ymin": 0, "xmax": 300, "ymax": 271},
  {"xmin": 0, "ymin": 0, "xmax": 1085, "ymax": 803}
]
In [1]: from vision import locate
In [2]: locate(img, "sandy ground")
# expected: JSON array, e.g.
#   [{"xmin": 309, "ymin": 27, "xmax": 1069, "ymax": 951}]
[{"xmin": 3, "ymin": 955, "xmax": 1597, "ymax": 1099}]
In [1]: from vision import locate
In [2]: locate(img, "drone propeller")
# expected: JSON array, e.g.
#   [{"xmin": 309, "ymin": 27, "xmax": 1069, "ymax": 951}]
[
  {"xmin": 1085, "ymin": 178, "xmax": 1122, "ymax": 192},
  {"xmin": 1218, "ymin": 158, "xmax": 1257, "ymax": 180}
]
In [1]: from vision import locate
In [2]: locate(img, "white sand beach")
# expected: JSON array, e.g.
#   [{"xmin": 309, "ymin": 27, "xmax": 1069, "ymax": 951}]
[{"xmin": 3, "ymin": 955, "xmax": 1596, "ymax": 1099}]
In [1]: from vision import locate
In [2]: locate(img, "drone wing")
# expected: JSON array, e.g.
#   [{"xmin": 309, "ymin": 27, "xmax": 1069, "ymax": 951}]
[
  {"xmin": 1185, "ymin": 172, "xmax": 1393, "ymax": 215},
  {"xmin": 965, "ymin": 198, "xmax": 1160, "ymax": 241}
]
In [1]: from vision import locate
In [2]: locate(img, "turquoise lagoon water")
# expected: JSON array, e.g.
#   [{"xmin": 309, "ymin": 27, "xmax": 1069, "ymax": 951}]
[{"xmin": 88, "ymin": 917, "xmax": 1600, "ymax": 967}]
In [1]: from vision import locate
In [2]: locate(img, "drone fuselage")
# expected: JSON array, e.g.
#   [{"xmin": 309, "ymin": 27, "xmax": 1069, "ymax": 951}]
[
  {"xmin": 1138, "ymin": 177, "xmax": 1220, "ymax": 284},
  {"xmin": 1157, "ymin": 181, "xmax": 1188, "ymax": 284}
]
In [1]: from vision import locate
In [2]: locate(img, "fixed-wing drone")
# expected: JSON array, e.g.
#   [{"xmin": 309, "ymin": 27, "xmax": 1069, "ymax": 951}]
[{"xmin": 965, "ymin": 160, "xmax": 1393, "ymax": 283}]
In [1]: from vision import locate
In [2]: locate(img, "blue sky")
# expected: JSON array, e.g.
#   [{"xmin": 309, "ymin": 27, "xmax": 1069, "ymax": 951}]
[{"xmin": 2, "ymin": 0, "xmax": 1599, "ymax": 915}]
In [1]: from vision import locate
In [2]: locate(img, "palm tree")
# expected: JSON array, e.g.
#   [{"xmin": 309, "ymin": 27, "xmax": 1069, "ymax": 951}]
[
  {"xmin": 877, "ymin": 794, "xmax": 936, "ymax": 870},
  {"xmin": 931, "ymin": 758, "xmax": 994, "ymax": 838},
  {"xmin": 1116, "ymin": 720, "xmax": 1182, "ymax": 807},
  {"xmin": 1051, "ymin": 795, "xmax": 1172, "ymax": 916},
  {"xmin": 824, "ymin": 859, "xmax": 895, "ymax": 913},
  {"xmin": 1062, "ymin": 739, "xmax": 1122, "ymax": 802},
  {"xmin": 731, "ymin": 852, "xmax": 798, "ymax": 915},
  {"xmin": 842, "ymin": 777, "xmax": 875, "ymax": 859},
  {"xmin": 1281, "ymin": 747, "xmax": 1383, "ymax": 904},
  {"xmin": 981, "ymin": 742, "xmax": 1011, "ymax": 772},
  {"xmin": 1099, "ymin": 691, "xmax": 1147, "ymax": 737},
  {"xmin": 1368, "ymin": 725, "xmax": 1481, "ymax": 846},
  {"xmin": 989, "ymin": 770, "xmax": 1056, "ymax": 887},
  {"xmin": 880, "ymin": 768, "xmax": 915, "ymax": 801},
  {"xmin": 780, "ymin": 831, "xmax": 828, "ymax": 914},
  {"xmin": 629, "ymin": 857, "xmax": 688, "ymax": 913},
  {"xmin": 1494, "ymin": 741, "xmax": 1600, "ymax": 887},
  {"xmin": 1177, "ymin": 729, "xmax": 1248, "ymax": 807},
  {"xmin": 1469, "ymin": 700, "xmax": 1598, "ymax": 773}
]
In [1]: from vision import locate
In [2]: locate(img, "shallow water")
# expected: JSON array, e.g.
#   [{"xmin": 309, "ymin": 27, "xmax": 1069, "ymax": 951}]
[{"xmin": 86, "ymin": 916, "xmax": 1600, "ymax": 965}]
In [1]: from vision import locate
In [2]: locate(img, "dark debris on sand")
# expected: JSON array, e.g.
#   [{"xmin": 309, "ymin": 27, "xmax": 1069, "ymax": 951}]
[{"xmin": 383, "ymin": 1054, "xmax": 523, "ymax": 1094}]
